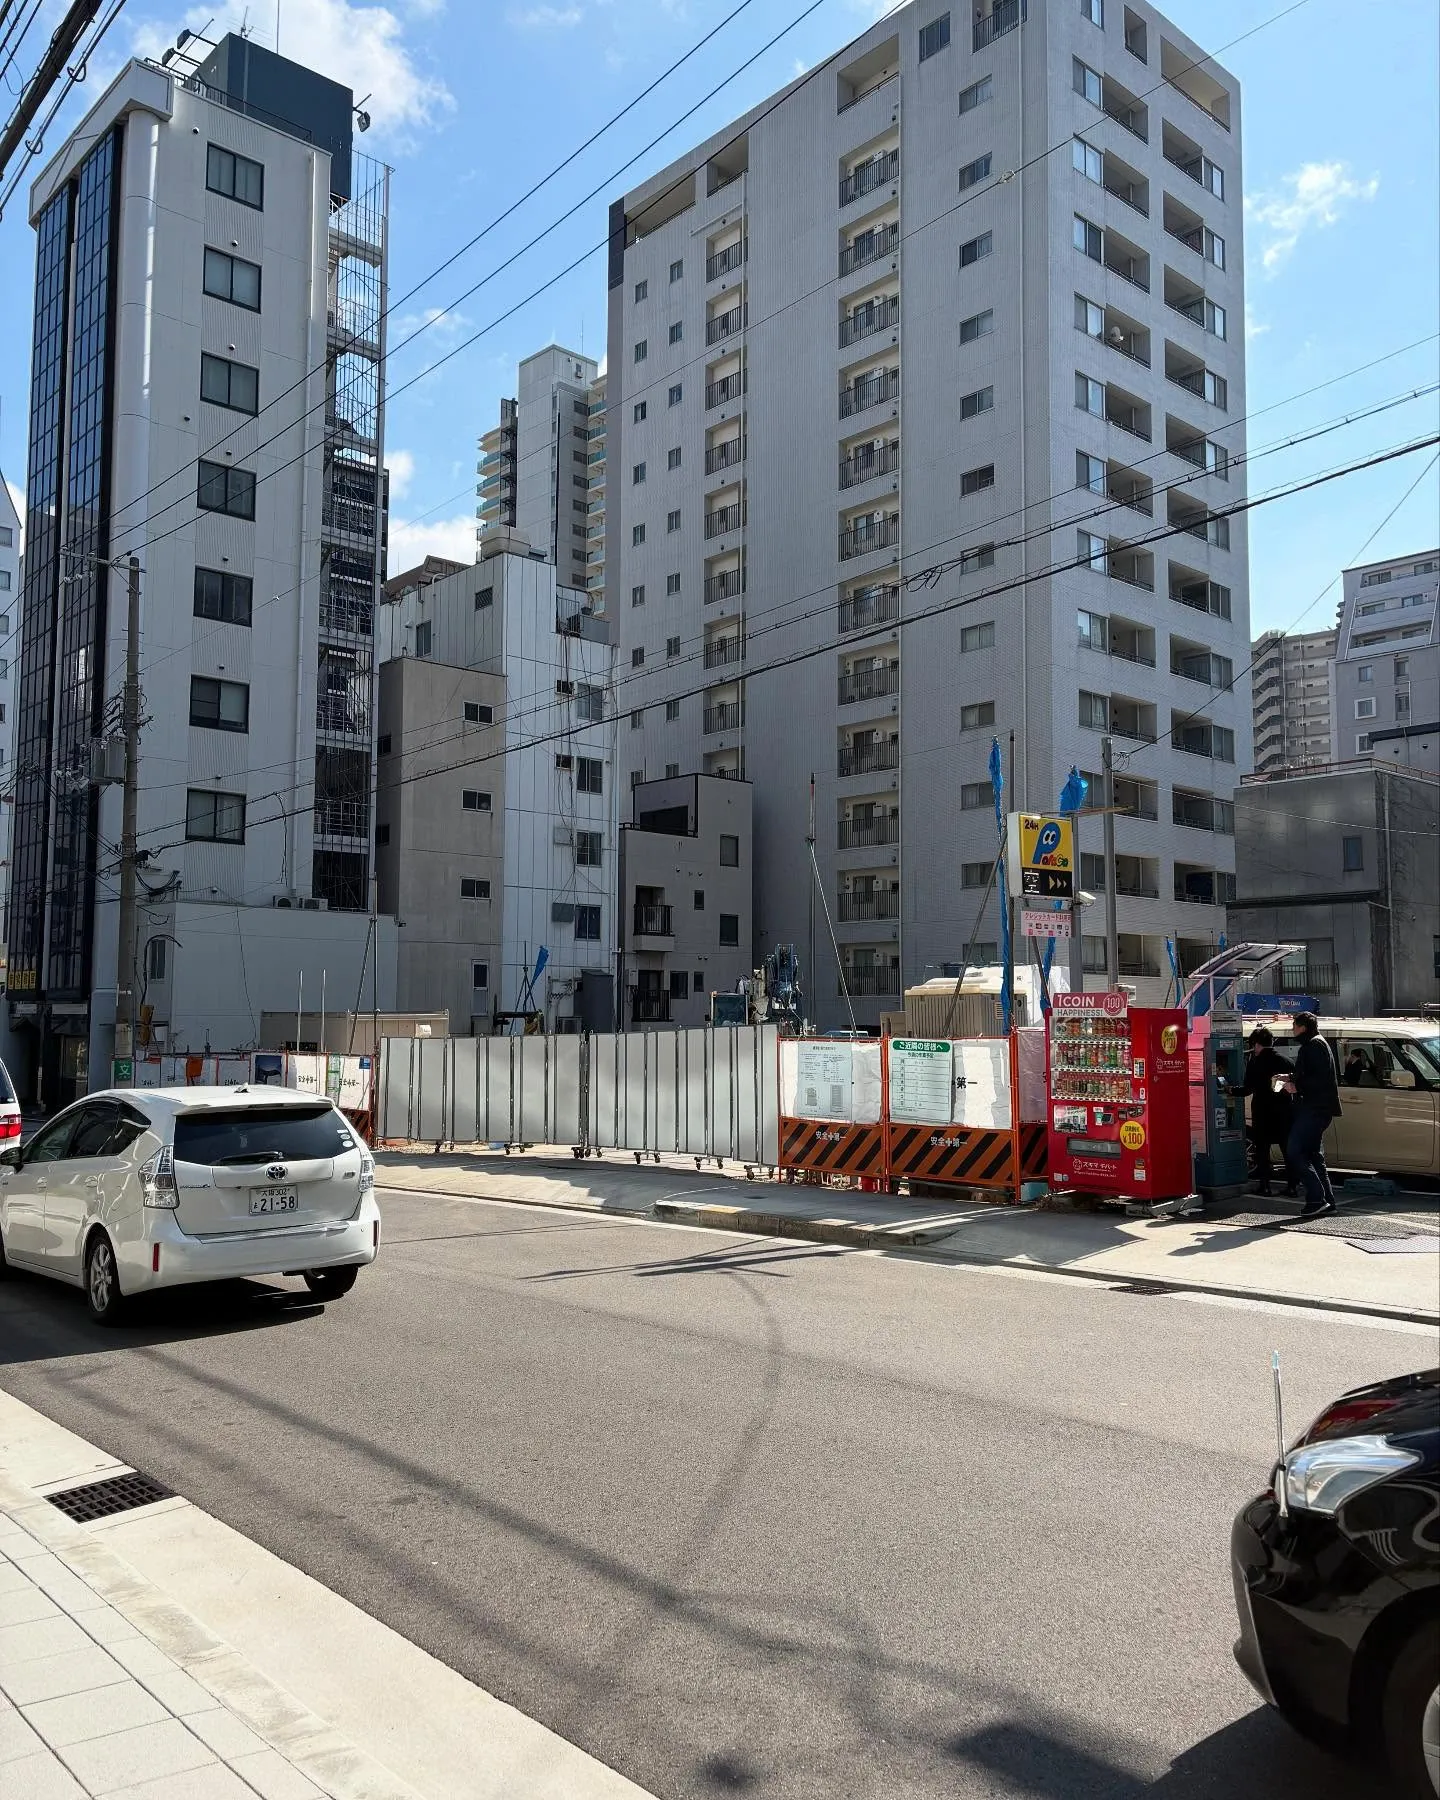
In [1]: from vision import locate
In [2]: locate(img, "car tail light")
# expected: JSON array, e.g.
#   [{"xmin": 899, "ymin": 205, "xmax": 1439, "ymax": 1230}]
[
  {"xmin": 139, "ymin": 1145, "xmax": 179, "ymax": 1209},
  {"xmin": 0, "ymin": 1117, "xmax": 20, "ymax": 1141},
  {"xmin": 358, "ymin": 1152, "xmax": 375, "ymax": 1195}
]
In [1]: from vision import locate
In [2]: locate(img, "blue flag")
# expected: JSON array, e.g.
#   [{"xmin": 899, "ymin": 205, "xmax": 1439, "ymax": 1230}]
[
  {"xmin": 1041, "ymin": 768, "xmax": 1088, "ymax": 1008},
  {"xmin": 989, "ymin": 738, "xmax": 1012, "ymax": 1033}
]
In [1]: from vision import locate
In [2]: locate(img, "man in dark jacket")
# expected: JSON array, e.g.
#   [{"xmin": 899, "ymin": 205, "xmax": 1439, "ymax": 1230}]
[
  {"xmin": 1238, "ymin": 1028, "xmax": 1295, "ymax": 1196},
  {"xmin": 1280, "ymin": 1012, "xmax": 1342, "ymax": 1218}
]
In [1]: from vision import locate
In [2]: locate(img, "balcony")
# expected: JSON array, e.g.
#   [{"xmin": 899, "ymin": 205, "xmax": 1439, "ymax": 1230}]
[
  {"xmin": 1169, "ymin": 495, "xmax": 1230, "ymax": 550},
  {"xmin": 1161, "ymin": 37, "xmax": 1231, "ymax": 131},
  {"xmin": 1106, "ymin": 546, "xmax": 1155, "ymax": 592},
  {"xmin": 838, "ymin": 661, "xmax": 899, "ymax": 704},
  {"xmin": 1105, "ymin": 698, "xmax": 1157, "ymax": 744},
  {"xmin": 840, "ymin": 220, "xmax": 899, "ymax": 278},
  {"xmin": 1101, "ymin": 75, "xmax": 1148, "ymax": 143},
  {"xmin": 1112, "ymin": 775, "xmax": 1159, "ymax": 820},
  {"xmin": 705, "ymin": 502, "xmax": 744, "ymax": 539},
  {"xmin": 973, "ymin": 0, "xmax": 1023, "ymax": 51},
  {"xmin": 839, "ymin": 737, "xmax": 899, "ymax": 777},
  {"xmin": 633, "ymin": 903, "xmax": 674, "ymax": 938},
  {"xmin": 842, "ymin": 965, "xmax": 900, "ymax": 997},
  {"xmin": 704, "ymin": 700, "xmax": 743, "ymax": 734},
  {"xmin": 1107, "ymin": 619, "xmax": 1156, "ymax": 666},
  {"xmin": 706, "ymin": 240, "xmax": 746, "ymax": 281},
  {"xmin": 841, "ymin": 292, "xmax": 899, "ymax": 349},
  {"xmin": 1117, "ymin": 935, "xmax": 1162, "ymax": 979},
  {"xmin": 1276, "ymin": 962, "xmax": 1339, "ymax": 997},
  {"xmin": 704, "ymin": 566, "xmax": 745, "ymax": 604},
  {"xmin": 1113, "ymin": 854, "xmax": 1161, "ymax": 899},
  {"xmin": 838, "ymin": 888, "xmax": 900, "ymax": 922},
  {"xmin": 839, "ymin": 514, "xmax": 899, "ymax": 560},
  {"xmin": 1174, "ymin": 866, "xmax": 1236, "ymax": 906},
  {"xmin": 839, "ymin": 440, "xmax": 899, "ymax": 489},
  {"xmin": 1162, "ymin": 122, "xmax": 1224, "ymax": 199},
  {"xmin": 706, "ymin": 369, "xmax": 746, "ymax": 408},
  {"xmin": 838, "ymin": 813, "xmax": 899, "ymax": 849},
  {"xmin": 1170, "ymin": 565, "xmax": 1232, "ymax": 620},
  {"xmin": 314, "ymin": 797, "xmax": 369, "ymax": 839},
  {"xmin": 1165, "ymin": 269, "xmax": 1226, "ymax": 339},
  {"xmin": 1105, "ymin": 461, "xmax": 1154, "ymax": 516},
  {"xmin": 840, "ymin": 148, "xmax": 898, "ymax": 208},
  {"xmin": 632, "ymin": 997, "xmax": 672, "ymax": 1025},
  {"xmin": 1173, "ymin": 791, "xmax": 1234, "ymax": 834},
  {"xmin": 1105, "ymin": 384, "xmax": 1152, "ymax": 442},
  {"xmin": 1163, "ymin": 193, "xmax": 1207, "ymax": 257},
  {"xmin": 1171, "ymin": 641, "xmax": 1234, "ymax": 688},
  {"xmin": 704, "ymin": 633, "xmax": 743, "ymax": 670},
  {"xmin": 1171, "ymin": 717, "xmax": 1235, "ymax": 762},
  {"xmin": 705, "ymin": 436, "xmax": 746, "ymax": 475},
  {"xmin": 1167, "ymin": 419, "xmax": 1229, "ymax": 478},
  {"xmin": 1102, "ymin": 150, "xmax": 1149, "ymax": 218},
  {"xmin": 706, "ymin": 303, "xmax": 746, "ymax": 346},
  {"xmin": 839, "ymin": 583, "xmax": 900, "ymax": 634},
  {"xmin": 840, "ymin": 366, "xmax": 899, "ymax": 419},
  {"xmin": 1165, "ymin": 345, "xmax": 1228, "ymax": 409}
]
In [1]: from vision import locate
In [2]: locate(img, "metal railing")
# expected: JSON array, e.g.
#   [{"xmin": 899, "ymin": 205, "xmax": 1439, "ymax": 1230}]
[
  {"xmin": 840, "ymin": 149, "xmax": 898, "ymax": 207},
  {"xmin": 632, "ymin": 997, "xmax": 671, "ymax": 1024},
  {"xmin": 1103, "ymin": 98, "xmax": 1148, "ymax": 141},
  {"xmin": 706, "ymin": 371, "xmax": 746, "ymax": 408},
  {"xmin": 841, "ymin": 966, "xmax": 900, "ymax": 996},
  {"xmin": 704, "ymin": 701, "xmax": 743, "ymax": 734},
  {"xmin": 838, "ymin": 664, "xmax": 899, "ymax": 704},
  {"xmin": 1277, "ymin": 963, "xmax": 1339, "ymax": 995},
  {"xmin": 838, "ymin": 815, "xmax": 899, "ymax": 849},
  {"xmin": 838, "ymin": 739, "xmax": 899, "ymax": 777},
  {"xmin": 704, "ymin": 635, "xmax": 744, "ymax": 670},
  {"xmin": 633, "ymin": 904, "xmax": 674, "ymax": 937},
  {"xmin": 839, "ymin": 442, "xmax": 900, "ymax": 489},
  {"xmin": 839, "ymin": 516, "xmax": 899, "ymax": 560},
  {"xmin": 705, "ymin": 504, "xmax": 743, "ymax": 539},
  {"xmin": 839, "ymin": 585, "xmax": 900, "ymax": 633},
  {"xmin": 973, "ymin": 0, "xmax": 1023, "ymax": 51},
  {"xmin": 705, "ymin": 437, "xmax": 746, "ymax": 475},
  {"xmin": 706, "ymin": 305, "xmax": 746, "ymax": 345},
  {"xmin": 839, "ymin": 368, "xmax": 899, "ymax": 418},
  {"xmin": 1108, "ymin": 481, "xmax": 1153, "ymax": 516},
  {"xmin": 704, "ymin": 568, "xmax": 745, "ymax": 604},
  {"xmin": 839, "ymin": 222, "xmax": 899, "ymax": 277},
  {"xmin": 838, "ymin": 890, "xmax": 899, "ymax": 922},
  {"xmin": 840, "ymin": 294, "xmax": 899, "ymax": 349},
  {"xmin": 706, "ymin": 240, "xmax": 746, "ymax": 281}
]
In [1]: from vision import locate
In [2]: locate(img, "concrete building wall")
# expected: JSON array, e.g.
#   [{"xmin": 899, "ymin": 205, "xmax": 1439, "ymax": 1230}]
[
  {"xmin": 0, "ymin": 475, "xmax": 18, "ymax": 982},
  {"xmin": 1334, "ymin": 549, "xmax": 1439, "ymax": 762},
  {"xmin": 1251, "ymin": 627, "xmax": 1335, "ymax": 772},
  {"xmin": 516, "ymin": 346, "xmax": 599, "ymax": 593}
]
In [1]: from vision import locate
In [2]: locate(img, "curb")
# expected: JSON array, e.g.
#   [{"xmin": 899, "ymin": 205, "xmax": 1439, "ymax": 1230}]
[{"xmin": 650, "ymin": 1199, "xmax": 964, "ymax": 1249}]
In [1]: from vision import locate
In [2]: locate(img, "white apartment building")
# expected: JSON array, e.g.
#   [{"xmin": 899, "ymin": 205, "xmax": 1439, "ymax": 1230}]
[
  {"xmin": 8, "ymin": 35, "xmax": 395, "ymax": 1105},
  {"xmin": 1250, "ymin": 627, "xmax": 1336, "ymax": 774},
  {"xmin": 377, "ymin": 536, "xmax": 618, "ymax": 1031},
  {"xmin": 1333, "ymin": 548, "xmax": 1439, "ymax": 770},
  {"xmin": 0, "ymin": 473, "xmax": 19, "ymax": 990},
  {"xmin": 606, "ymin": 0, "xmax": 1248, "ymax": 1023}
]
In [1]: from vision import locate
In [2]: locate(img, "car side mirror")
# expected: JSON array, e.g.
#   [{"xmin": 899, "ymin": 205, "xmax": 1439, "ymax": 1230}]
[
  {"xmin": 1388, "ymin": 1070, "xmax": 1417, "ymax": 1090},
  {"xmin": 0, "ymin": 1145, "xmax": 22, "ymax": 1170}
]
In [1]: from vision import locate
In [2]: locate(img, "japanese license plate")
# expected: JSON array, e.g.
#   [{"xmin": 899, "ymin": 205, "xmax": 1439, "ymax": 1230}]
[{"xmin": 249, "ymin": 1188, "xmax": 298, "ymax": 1215}]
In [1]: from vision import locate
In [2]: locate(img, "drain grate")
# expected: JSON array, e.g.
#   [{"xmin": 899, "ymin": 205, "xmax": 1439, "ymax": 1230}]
[{"xmin": 45, "ymin": 1471, "xmax": 174, "ymax": 1523}]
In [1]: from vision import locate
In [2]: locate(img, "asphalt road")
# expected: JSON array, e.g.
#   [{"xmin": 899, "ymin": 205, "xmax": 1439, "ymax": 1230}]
[{"xmin": 0, "ymin": 1184, "xmax": 1431, "ymax": 1800}]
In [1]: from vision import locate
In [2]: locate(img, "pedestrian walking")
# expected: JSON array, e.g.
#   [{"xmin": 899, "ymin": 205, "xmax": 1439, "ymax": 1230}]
[
  {"xmin": 1279, "ymin": 1012, "xmax": 1342, "ymax": 1219},
  {"xmin": 1236, "ymin": 1028, "xmax": 1296, "ymax": 1197}
]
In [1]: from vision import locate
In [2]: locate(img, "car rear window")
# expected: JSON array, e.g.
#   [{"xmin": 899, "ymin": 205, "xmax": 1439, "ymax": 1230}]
[
  {"xmin": 174, "ymin": 1105, "xmax": 355, "ymax": 1166},
  {"xmin": 0, "ymin": 1064, "xmax": 14, "ymax": 1105}
]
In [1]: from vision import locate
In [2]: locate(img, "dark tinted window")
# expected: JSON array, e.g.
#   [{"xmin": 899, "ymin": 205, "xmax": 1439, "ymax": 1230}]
[
  {"xmin": 22, "ymin": 1111, "xmax": 82, "ymax": 1164},
  {"xmin": 0, "ymin": 1062, "xmax": 13, "ymax": 1104},
  {"xmin": 69, "ymin": 1105, "xmax": 124, "ymax": 1158},
  {"xmin": 174, "ymin": 1105, "xmax": 355, "ymax": 1166}
]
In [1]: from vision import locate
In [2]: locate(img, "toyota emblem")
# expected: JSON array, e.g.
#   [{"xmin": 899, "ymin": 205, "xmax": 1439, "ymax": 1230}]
[{"xmin": 266, "ymin": 1163, "xmax": 288, "ymax": 1181}]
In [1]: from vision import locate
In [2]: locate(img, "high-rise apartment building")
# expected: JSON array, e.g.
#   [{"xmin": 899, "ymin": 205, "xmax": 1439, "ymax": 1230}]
[
  {"xmin": 1332, "ymin": 549, "xmax": 1439, "ymax": 766},
  {"xmin": 1250, "ymin": 627, "xmax": 1335, "ymax": 773},
  {"xmin": 7, "ymin": 36, "xmax": 394, "ymax": 1102},
  {"xmin": 476, "ymin": 398, "xmax": 518, "ymax": 543},
  {"xmin": 607, "ymin": 0, "xmax": 1249, "ymax": 1023},
  {"xmin": 0, "ymin": 472, "xmax": 20, "ymax": 991}
]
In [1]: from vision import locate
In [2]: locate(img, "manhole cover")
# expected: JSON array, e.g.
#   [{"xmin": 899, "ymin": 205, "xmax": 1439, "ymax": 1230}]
[{"xmin": 46, "ymin": 1471, "xmax": 174, "ymax": 1523}]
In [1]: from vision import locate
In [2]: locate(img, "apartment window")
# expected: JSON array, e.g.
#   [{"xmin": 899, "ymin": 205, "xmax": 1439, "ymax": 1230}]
[
  {"xmin": 633, "ymin": 400, "xmax": 647, "ymax": 423},
  {"xmin": 1075, "ymin": 294, "xmax": 1104, "ymax": 338},
  {"xmin": 668, "ymin": 446, "xmax": 682, "ymax": 470},
  {"xmin": 1355, "ymin": 733, "xmax": 1371, "ymax": 754},
  {"xmin": 665, "ymin": 700, "xmax": 680, "ymax": 721},
  {"xmin": 0, "ymin": 527, "xmax": 10, "ymax": 546},
  {"xmin": 475, "ymin": 585, "xmax": 493, "ymax": 609},
  {"xmin": 1075, "ymin": 372, "xmax": 1104, "ymax": 416},
  {"xmin": 1357, "ymin": 663, "xmax": 1373, "ymax": 682},
  {"xmin": 670, "ymin": 258, "xmax": 684, "ymax": 282},
  {"xmin": 669, "ymin": 321, "xmax": 683, "ymax": 345},
  {"xmin": 1083, "ymin": 937, "xmax": 1108, "ymax": 974},
  {"xmin": 1205, "ymin": 300, "xmax": 1228, "ymax": 341},
  {"xmin": 959, "ymin": 75, "xmax": 992, "ymax": 113},
  {"xmin": 462, "ymin": 789, "xmax": 493, "ymax": 811},
  {"xmin": 1361, "ymin": 570, "xmax": 1392, "ymax": 587},
  {"xmin": 464, "ymin": 701, "xmax": 493, "ymax": 723},
  {"xmin": 719, "ymin": 913, "xmax": 740, "ymax": 947},
  {"xmin": 961, "ymin": 463, "xmax": 995, "ymax": 496},
  {"xmin": 960, "ymin": 386, "xmax": 993, "ymax": 420},
  {"xmin": 189, "ymin": 676, "xmax": 249, "ymax": 732},
  {"xmin": 1205, "ymin": 229, "xmax": 1225, "ymax": 270},
  {"xmin": 1076, "ymin": 451, "xmax": 1105, "ymax": 495},
  {"xmin": 575, "ymin": 905, "xmax": 602, "ymax": 941},
  {"xmin": 634, "ymin": 339, "xmax": 648, "ymax": 362},
  {"xmin": 1395, "ymin": 656, "xmax": 1410, "ymax": 677},
  {"xmin": 461, "ymin": 878, "xmax": 491, "ymax": 900},
  {"xmin": 635, "ymin": 279, "xmax": 648, "ymax": 301},
  {"xmin": 145, "ymin": 937, "xmax": 168, "ymax": 982},
  {"xmin": 472, "ymin": 962, "xmax": 490, "ymax": 991},
  {"xmin": 1074, "ymin": 215, "xmax": 1103, "ymax": 263},
  {"xmin": 1342, "ymin": 836, "xmax": 1364, "ymax": 872},
  {"xmin": 667, "ymin": 509, "xmax": 682, "ymax": 532},
  {"xmin": 961, "ymin": 620, "xmax": 995, "ymax": 652},
  {"xmin": 1072, "ymin": 138, "xmax": 1102, "ymax": 184},
  {"xmin": 720, "ymin": 834, "xmax": 740, "ymax": 867},
  {"xmin": 1355, "ymin": 697, "xmax": 1376, "ymax": 719},
  {"xmin": 1072, "ymin": 57, "xmax": 1102, "ymax": 106},
  {"xmin": 185, "ymin": 788, "xmax": 246, "ymax": 843},
  {"xmin": 960, "ymin": 543, "xmax": 995, "ymax": 573},
  {"xmin": 694, "ymin": 889, "xmax": 705, "ymax": 911},
  {"xmin": 202, "ymin": 246, "xmax": 261, "ymax": 310},
  {"xmin": 668, "ymin": 765, "xmax": 682, "ymax": 780},
  {"xmin": 919, "ymin": 12, "xmax": 951, "ymax": 59},
  {"xmin": 414, "ymin": 620, "xmax": 433, "ymax": 658},
  {"xmin": 961, "ymin": 861, "xmax": 991, "ymax": 888},
  {"xmin": 959, "ymin": 230, "xmax": 993, "ymax": 267},
  {"xmin": 1077, "ymin": 608, "xmax": 1108, "ymax": 652},
  {"xmin": 669, "ymin": 971, "xmax": 689, "ymax": 1001},
  {"xmin": 197, "ymin": 460, "xmax": 256, "ymax": 519},
  {"xmin": 666, "ymin": 572, "xmax": 681, "ymax": 595},
  {"xmin": 668, "ymin": 383, "xmax": 683, "ymax": 406},
  {"xmin": 961, "ymin": 700, "xmax": 995, "ymax": 730},
  {"xmin": 576, "ymin": 830, "xmax": 603, "ymax": 866},
  {"xmin": 377, "ymin": 734, "xmax": 392, "ymax": 755},
  {"xmin": 632, "ymin": 523, "xmax": 646, "ymax": 546},
  {"xmin": 632, "ymin": 647, "xmax": 645, "ymax": 668},
  {"xmin": 666, "ymin": 635, "xmax": 681, "ymax": 656},
  {"xmin": 958, "ymin": 153, "xmax": 992, "ymax": 192},
  {"xmin": 578, "ymin": 757, "xmax": 604, "ymax": 794},
  {"xmin": 1079, "ymin": 689, "xmax": 1108, "ymax": 729},
  {"xmin": 633, "ymin": 461, "xmax": 647, "ymax": 485},
  {"xmin": 193, "ymin": 567, "xmax": 253, "ymax": 626},
  {"xmin": 630, "ymin": 709, "xmax": 644, "ymax": 729},
  {"xmin": 959, "ymin": 309, "xmax": 994, "ymax": 344},
  {"xmin": 960, "ymin": 782, "xmax": 989, "ymax": 809},
  {"xmin": 206, "ymin": 143, "xmax": 263, "ymax": 208},
  {"xmin": 631, "ymin": 584, "xmax": 645, "ymax": 608},
  {"xmin": 1081, "ymin": 0, "xmax": 1103, "ymax": 23}
]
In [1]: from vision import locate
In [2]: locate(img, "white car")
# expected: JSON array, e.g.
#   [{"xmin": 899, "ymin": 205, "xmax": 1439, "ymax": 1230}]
[
  {"xmin": 0, "ymin": 1086, "xmax": 380, "ymax": 1323},
  {"xmin": 0, "ymin": 1058, "xmax": 20, "ymax": 1150}
]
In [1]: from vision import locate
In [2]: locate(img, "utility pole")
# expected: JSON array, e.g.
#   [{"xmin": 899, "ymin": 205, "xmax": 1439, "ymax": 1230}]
[
  {"xmin": 1102, "ymin": 735, "xmax": 1120, "ymax": 989},
  {"xmin": 114, "ymin": 554, "xmax": 141, "ymax": 1060},
  {"xmin": 1067, "ymin": 800, "xmax": 1085, "ymax": 996}
]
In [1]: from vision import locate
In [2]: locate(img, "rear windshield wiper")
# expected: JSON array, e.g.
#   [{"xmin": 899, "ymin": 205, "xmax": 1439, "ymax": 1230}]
[{"xmin": 211, "ymin": 1151, "xmax": 285, "ymax": 1165}]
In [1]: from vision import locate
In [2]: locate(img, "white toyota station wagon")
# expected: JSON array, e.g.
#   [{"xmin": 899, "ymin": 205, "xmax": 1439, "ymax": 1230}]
[{"xmin": 0, "ymin": 1086, "xmax": 380, "ymax": 1323}]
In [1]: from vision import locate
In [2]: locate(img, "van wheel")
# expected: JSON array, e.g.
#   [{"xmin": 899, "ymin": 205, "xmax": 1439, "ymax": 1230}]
[
  {"xmin": 303, "ymin": 1266, "xmax": 359, "ymax": 1300},
  {"xmin": 1382, "ymin": 1617, "xmax": 1440, "ymax": 1799},
  {"xmin": 85, "ymin": 1233, "xmax": 126, "ymax": 1326}
]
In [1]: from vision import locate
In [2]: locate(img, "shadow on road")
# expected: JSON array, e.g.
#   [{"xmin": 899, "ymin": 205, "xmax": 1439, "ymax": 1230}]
[{"xmin": 524, "ymin": 1239, "xmax": 848, "ymax": 1283}]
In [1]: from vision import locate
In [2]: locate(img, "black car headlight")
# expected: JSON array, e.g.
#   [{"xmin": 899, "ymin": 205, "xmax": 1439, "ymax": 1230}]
[{"xmin": 1280, "ymin": 1434, "xmax": 1420, "ymax": 1515}]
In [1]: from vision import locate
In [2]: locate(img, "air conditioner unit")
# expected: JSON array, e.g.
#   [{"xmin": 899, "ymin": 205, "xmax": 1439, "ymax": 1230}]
[
  {"xmin": 300, "ymin": 898, "xmax": 329, "ymax": 911},
  {"xmin": 556, "ymin": 754, "xmax": 573, "ymax": 770},
  {"xmin": 556, "ymin": 679, "xmax": 575, "ymax": 696},
  {"xmin": 271, "ymin": 895, "xmax": 295, "ymax": 909},
  {"xmin": 553, "ymin": 824, "xmax": 575, "ymax": 846}
]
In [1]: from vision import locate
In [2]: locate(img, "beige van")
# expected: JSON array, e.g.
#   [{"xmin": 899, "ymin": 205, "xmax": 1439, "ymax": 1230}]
[{"xmin": 1251, "ymin": 1015, "xmax": 1440, "ymax": 1180}]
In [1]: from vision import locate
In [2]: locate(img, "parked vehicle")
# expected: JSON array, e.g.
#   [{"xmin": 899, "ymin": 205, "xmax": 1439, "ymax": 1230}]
[
  {"xmin": 1232, "ymin": 1367, "xmax": 1440, "ymax": 1797},
  {"xmin": 0, "ymin": 1087, "xmax": 379, "ymax": 1323},
  {"xmin": 0, "ymin": 1057, "xmax": 20, "ymax": 1148}
]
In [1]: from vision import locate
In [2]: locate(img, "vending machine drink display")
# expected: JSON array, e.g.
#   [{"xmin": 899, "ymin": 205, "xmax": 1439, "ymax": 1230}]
[{"xmin": 1045, "ymin": 993, "xmax": 1194, "ymax": 1202}]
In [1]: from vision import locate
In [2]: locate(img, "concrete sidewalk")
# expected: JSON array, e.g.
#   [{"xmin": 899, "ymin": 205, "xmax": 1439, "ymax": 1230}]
[{"xmin": 375, "ymin": 1148, "xmax": 1440, "ymax": 1323}]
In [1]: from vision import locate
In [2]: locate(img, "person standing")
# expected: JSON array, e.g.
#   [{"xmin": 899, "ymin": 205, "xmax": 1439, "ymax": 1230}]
[
  {"xmin": 1279, "ymin": 1012, "xmax": 1342, "ymax": 1219},
  {"xmin": 1237, "ymin": 1028, "xmax": 1295, "ymax": 1197}
]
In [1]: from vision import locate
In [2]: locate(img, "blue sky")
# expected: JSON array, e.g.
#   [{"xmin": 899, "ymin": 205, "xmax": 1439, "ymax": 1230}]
[{"xmin": 0, "ymin": 0, "xmax": 1435, "ymax": 637}]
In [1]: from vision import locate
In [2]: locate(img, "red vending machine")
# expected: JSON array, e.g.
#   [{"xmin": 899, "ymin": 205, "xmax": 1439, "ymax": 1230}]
[{"xmin": 1045, "ymin": 993, "xmax": 1193, "ymax": 1203}]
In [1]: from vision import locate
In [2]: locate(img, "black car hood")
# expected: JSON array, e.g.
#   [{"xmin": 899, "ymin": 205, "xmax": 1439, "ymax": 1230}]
[{"xmin": 1297, "ymin": 1367, "xmax": 1440, "ymax": 1451}]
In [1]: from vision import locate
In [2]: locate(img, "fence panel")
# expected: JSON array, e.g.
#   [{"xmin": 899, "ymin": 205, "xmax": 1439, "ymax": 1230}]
[
  {"xmin": 415, "ymin": 1036, "xmax": 450, "ymax": 1142},
  {"xmin": 677, "ymin": 1029, "xmax": 710, "ymax": 1158},
  {"xmin": 552, "ymin": 1034, "xmax": 584, "ymax": 1147}
]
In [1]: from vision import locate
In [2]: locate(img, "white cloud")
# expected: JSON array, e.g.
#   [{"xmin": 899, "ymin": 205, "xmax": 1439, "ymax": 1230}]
[
  {"xmin": 136, "ymin": 0, "xmax": 452, "ymax": 139},
  {"xmin": 388, "ymin": 512, "xmax": 477, "ymax": 568},
  {"xmin": 1246, "ymin": 161, "xmax": 1379, "ymax": 275},
  {"xmin": 508, "ymin": 4, "xmax": 584, "ymax": 25},
  {"xmin": 386, "ymin": 449, "xmax": 415, "ymax": 498},
  {"xmin": 392, "ymin": 304, "xmax": 471, "ymax": 350},
  {"xmin": 1244, "ymin": 304, "xmax": 1270, "ymax": 343}
]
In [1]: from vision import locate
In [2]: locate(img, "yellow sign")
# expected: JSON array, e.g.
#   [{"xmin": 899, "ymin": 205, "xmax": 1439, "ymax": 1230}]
[
  {"xmin": 1160, "ymin": 1024, "xmax": 1180, "ymax": 1054},
  {"xmin": 1006, "ymin": 812, "xmax": 1076, "ymax": 901},
  {"xmin": 1119, "ymin": 1121, "xmax": 1146, "ymax": 1151}
]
